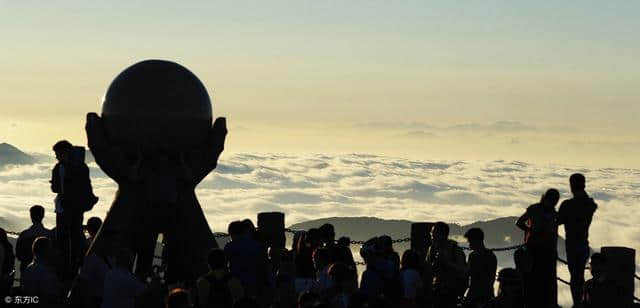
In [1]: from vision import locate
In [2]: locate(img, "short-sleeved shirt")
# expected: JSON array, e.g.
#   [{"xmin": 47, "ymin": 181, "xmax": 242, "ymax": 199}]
[
  {"xmin": 466, "ymin": 249, "xmax": 497, "ymax": 303},
  {"xmin": 558, "ymin": 196, "xmax": 597, "ymax": 247}
]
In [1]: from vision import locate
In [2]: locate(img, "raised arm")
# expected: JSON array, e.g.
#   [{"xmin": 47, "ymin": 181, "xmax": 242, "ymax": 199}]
[{"xmin": 516, "ymin": 209, "xmax": 531, "ymax": 233}]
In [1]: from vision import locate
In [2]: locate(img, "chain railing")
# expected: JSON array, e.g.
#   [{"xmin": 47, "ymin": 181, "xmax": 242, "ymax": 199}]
[{"xmin": 5, "ymin": 228, "xmax": 638, "ymax": 286}]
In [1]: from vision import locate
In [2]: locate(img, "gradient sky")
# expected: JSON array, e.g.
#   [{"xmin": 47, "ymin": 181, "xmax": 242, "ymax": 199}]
[{"xmin": 1, "ymin": 1, "xmax": 639, "ymax": 167}]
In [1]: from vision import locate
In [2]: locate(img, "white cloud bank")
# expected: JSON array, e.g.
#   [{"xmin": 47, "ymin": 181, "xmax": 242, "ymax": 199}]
[
  {"xmin": 1, "ymin": 153, "xmax": 638, "ymax": 248},
  {"xmin": 1, "ymin": 153, "xmax": 638, "ymax": 304}
]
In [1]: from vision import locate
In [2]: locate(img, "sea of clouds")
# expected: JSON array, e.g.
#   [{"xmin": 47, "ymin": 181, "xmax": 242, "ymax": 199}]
[{"xmin": 1, "ymin": 153, "xmax": 638, "ymax": 304}]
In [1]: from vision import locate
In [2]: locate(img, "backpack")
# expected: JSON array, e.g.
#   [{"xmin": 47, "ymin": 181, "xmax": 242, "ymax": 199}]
[{"xmin": 203, "ymin": 273, "xmax": 233, "ymax": 308}]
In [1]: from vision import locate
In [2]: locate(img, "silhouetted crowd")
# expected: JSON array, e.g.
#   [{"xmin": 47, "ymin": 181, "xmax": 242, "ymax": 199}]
[{"xmin": 0, "ymin": 141, "xmax": 632, "ymax": 308}]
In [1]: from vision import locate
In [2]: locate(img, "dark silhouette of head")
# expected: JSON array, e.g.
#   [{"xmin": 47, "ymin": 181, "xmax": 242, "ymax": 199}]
[
  {"xmin": 207, "ymin": 248, "xmax": 226, "ymax": 271},
  {"xmin": 241, "ymin": 219, "xmax": 258, "ymax": 239},
  {"xmin": 464, "ymin": 228, "xmax": 485, "ymax": 251},
  {"xmin": 29, "ymin": 205, "xmax": 45, "ymax": 225},
  {"xmin": 228, "ymin": 220, "xmax": 246, "ymax": 240},
  {"xmin": 378, "ymin": 235, "xmax": 394, "ymax": 254},
  {"xmin": 32, "ymin": 236, "xmax": 52, "ymax": 263},
  {"xmin": 401, "ymin": 249, "xmax": 420, "ymax": 270},
  {"xmin": 53, "ymin": 140, "xmax": 73, "ymax": 163},
  {"xmin": 102, "ymin": 60, "xmax": 212, "ymax": 153},
  {"xmin": 541, "ymin": 188, "xmax": 560, "ymax": 210},
  {"xmin": 86, "ymin": 217, "xmax": 102, "ymax": 237},
  {"xmin": 337, "ymin": 236, "xmax": 350, "ymax": 248},
  {"xmin": 432, "ymin": 222, "xmax": 449, "ymax": 243},
  {"xmin": 319, "ymin": 223, "xmax": 336, "ymax": 245},
  {"xmin": 360, "ymin": 237, "xmax": 382, "ymax": 264},
  {"xmin": 166, "ymin": 288, "xmax": 192, "ymax": 308},
  {"xmin": 589, "ymin": 252, "xmax": 606, "ymax": 279},
  {"xmin": 570, "ymin": 173, "xmax": 586, "ymax": 194}
]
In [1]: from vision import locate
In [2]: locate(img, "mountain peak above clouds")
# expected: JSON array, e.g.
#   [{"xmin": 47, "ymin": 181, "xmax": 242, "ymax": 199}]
[{"xmin": 0, "ymin": 142, "xmax": 36, "ymax": 167}]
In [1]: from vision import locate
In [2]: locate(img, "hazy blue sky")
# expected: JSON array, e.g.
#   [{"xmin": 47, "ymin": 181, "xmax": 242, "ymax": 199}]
[{"xmin": 1, "ymin": 1, "xmax": 639, "ymax": 166}]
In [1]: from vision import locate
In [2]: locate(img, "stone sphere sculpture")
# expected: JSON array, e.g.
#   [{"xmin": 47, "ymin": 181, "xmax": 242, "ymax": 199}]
[
  {"xmin": 84, "ymin": 60, "xmax": 227, "ymax": 284},
  {"xmin": 101, "ymin": 60, "xmax": 213, "ymax": 152}
]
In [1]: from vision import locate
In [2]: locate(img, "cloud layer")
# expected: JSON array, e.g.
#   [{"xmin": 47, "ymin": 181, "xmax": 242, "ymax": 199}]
[
  {"xmin": 2, "ymin": 153, "xmax": 638, "ymax": 249},
  {"xmin": 1, "ymin": 152, "xmax": 639, "ymax": 303}
]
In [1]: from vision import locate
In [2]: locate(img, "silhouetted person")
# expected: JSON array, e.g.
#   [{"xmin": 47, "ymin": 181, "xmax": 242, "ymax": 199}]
[
  {"xmin": 359, "ymin": 237, "xmax": 400, "ymax": 303},
  {"xmin": 483, "ymin": 268, "xmax": 525, "ymax": 308},
  {"xmin": 85, "ymin": 216, "xmax": 102, "ymax": 250},
  {"xmin": 101, "ymin": 248, "xmax": 146, "ymax": 308},
  {"xmin": 582, "ymin": 252, "xmax": 620, "ymax": 308},
  {"xmin": 427, "ymin": 222, "xmax": 467, "ymax": 308},
  {"xmin": 16, "ymin": 205, "xmax": 51, "ymax": 279},
  {"xmin": 273, "ymin": 249, "xmax": 297, "ymax": 308},
  {"xmin": 0, "ymin": 228, "xmax": 15, "ymax": 298},
  {"xmin": 167, "ymin": 288, "xmax": 193, "ymax": 308},
  {"xmin": 379, "ymin": 235, "xmax": 400, "ymax": 270},
  {"xmin": 558, "ymin": 173, "xmax": 597, "ymax": 307},
  {"xmin": 225, "ymin": 221, "xmax": 263, "ymax": 298},
  {"xmin": 295, "ymin": 231, "xmax": 320, "ymax": 293},
  {"xmin": 516, "ymin": 188, "xmax": 559, "ymax": 308},
  {"xmin": 51, "ymin": 140, "xmax": 97, "ymax": 280},
  {"xmin": 73, "ymin": 231, "xmax": 119, "ymax": 308},
  {"xmin": 319, "ymin": 224, "xmax": 357, "ymax": 286},
  {"xmin": 399, "ymin": 249, "xmax": 424, "ymax": 307},
  {"xmin": 21, "ymin": 236, "xmax": 62, "ymax": 307},
  {"xmin": 312, "ymin": 247, "xmax": 333, "ymax": 294},
  {"xmin": 324, "ymin": 262, "xmax": 357, "ymax": 308},
  {"xmin": 197, "ymin": 248, "xmax": 244, "ymax": 308},
  {"xmin": 462, "ymin": 228, "xmax": 496, "ymax": 308}
]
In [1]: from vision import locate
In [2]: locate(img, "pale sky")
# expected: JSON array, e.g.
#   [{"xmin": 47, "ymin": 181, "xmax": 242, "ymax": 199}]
[{"xmin": 1, "ymin": 1, "xmax": 639, "ymax": 167}]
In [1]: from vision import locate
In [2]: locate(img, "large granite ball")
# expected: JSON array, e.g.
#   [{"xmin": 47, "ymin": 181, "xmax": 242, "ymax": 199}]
[{"xmin": 101, "ymin": 60, "xmax": 212, "ymax": 153}]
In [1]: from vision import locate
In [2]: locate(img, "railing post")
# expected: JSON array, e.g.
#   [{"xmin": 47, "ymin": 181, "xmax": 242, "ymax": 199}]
[
  {"xmin": 601, "ymin": 246, "xmax": 635, "ymax": 307},
  {"xmin": 411, "ymin": 222, "xmax": 433, "ymax": 256},
  {"xmin": 257, "ymin": 212, "xmax": 285, "ymax": 271}
]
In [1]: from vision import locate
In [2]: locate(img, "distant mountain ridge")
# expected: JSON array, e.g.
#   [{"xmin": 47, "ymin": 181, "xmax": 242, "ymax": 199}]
[
  {"xmin": 0, "ymin": 142, "xmax": 36, "ymax": 166},
  {"xmin": 289, "ymin": 216, "xmax": 567, "ymax": 259},
  {"xmin": 0, "ymin": 142, "xmax": 91, "ymax": 167}
]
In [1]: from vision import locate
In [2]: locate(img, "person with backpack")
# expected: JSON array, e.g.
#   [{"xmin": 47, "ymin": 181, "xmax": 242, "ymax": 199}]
[
  {"xmin": 427, "ymin": 222, "xmax": 467, "ymax": 308},
  {"xmin": 16, "ymin": 205, "xmax": 51, "ymax": 280},
  {"xmin": 51, "ymin": 140, "xmax": 98, "ymax": 280},
  {"xmin": 196, "ymin": 248, "xmax": 244, "ymax": 308}
]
